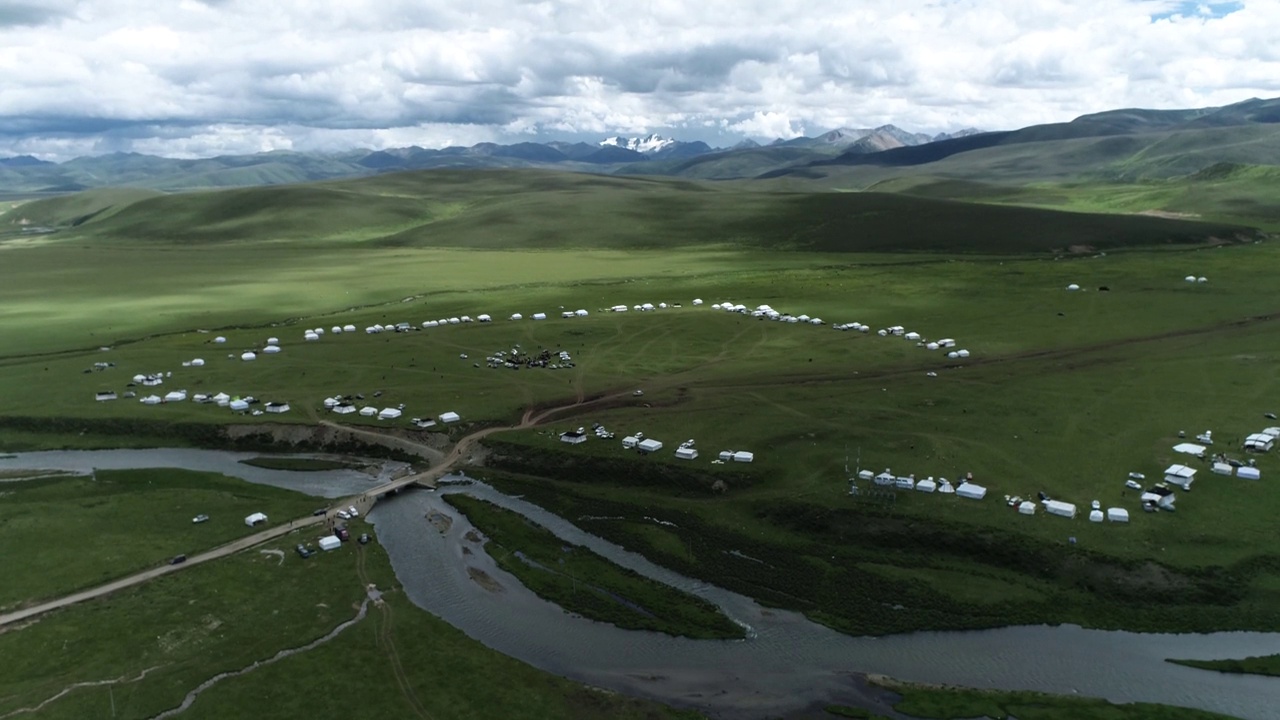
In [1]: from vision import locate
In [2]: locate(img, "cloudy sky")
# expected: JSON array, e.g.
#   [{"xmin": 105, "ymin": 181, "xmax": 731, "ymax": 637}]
[{"xmin": 0, "ymin": 0, "xmax": 1275, "ymax": 160}]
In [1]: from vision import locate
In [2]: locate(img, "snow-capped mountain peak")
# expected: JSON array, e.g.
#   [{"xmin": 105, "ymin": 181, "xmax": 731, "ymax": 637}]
[{"xmin": 599, "ymin": 133, "xmax": 676, "ymax": 154}]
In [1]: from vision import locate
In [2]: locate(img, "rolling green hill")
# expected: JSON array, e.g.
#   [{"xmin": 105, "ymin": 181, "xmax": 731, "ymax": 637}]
[{"xmin": 2, "ymin": 169, "xmax": 1259, "ymax": 254}]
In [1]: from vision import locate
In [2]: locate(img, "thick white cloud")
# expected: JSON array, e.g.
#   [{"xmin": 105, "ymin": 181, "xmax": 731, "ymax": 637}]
[{"xmin": 0, "ymin": 0, "xmax": 1276, "ymax": 159}]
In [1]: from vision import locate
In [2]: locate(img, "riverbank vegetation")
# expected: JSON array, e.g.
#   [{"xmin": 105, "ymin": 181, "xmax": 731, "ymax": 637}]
[
  {"xmin": 861, "ymin": 677, "xmax": 1242, "ymax": 719},
  {"xmin": 1167, "ymin": 654, "xmax": 1280, "ymax": 677},
  {"xmin": 0, "ymin": 518, "xmax": 703, "ymax": 720},
  {"xmin": 238, "ymin": 455, "xmax": 362, "ymax": 472},
  {"xmin": 0, "ymin": 468, "xmax": 322, "ymax": 610},
  {"xmin": 444, "ymin": 494, "xmax": 744, "ymax": 639}
]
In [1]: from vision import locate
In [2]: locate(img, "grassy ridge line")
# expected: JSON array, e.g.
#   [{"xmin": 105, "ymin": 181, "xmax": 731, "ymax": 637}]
[
  {"xmin": 1167, "ymin": 654, "xmax": 1280, "ymax": 678},
  {"xmin": 443, "ymin": 494, "xmax": 744, "ymax": 639},
  {"xmin": 4, "ymin": 169, "xmax": 1256, "ymax": 253}
]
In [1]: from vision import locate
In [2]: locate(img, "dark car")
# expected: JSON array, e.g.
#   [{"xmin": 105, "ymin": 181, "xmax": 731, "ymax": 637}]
[
  {"xmin": 312, "ymin": 508, "xmax": 327, "ymax": 516},
  {"xmin": 295, "ymin": 543, "xmax": 313, "ymax": 558},
  {"xmin": 170, "ymin": 554, "xmax": 187, "ymax": 565},
  {"xmin": 358, "ymin": 533, "xmax": 371, "ymax": 545}
]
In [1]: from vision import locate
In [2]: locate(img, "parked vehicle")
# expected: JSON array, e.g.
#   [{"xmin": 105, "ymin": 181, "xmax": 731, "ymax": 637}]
[
  {"xmin": 358, "ymin": 533, "xmax": 371, "ymax": 545},
  {"xmin": 348, "ymin": 505, "xmax": 359, "ymax": 517},
  {"xmin": 312, "ymin": 508, "xmax": 327, "ymax": 516},
  {"xmin": 191, "ymin": 514, "xmax": 209, "ymax": 524},
  {"xmin": 336, "ymin": 527, "xmax": 351, "ymax": 542},
  {"xmin": 336, "ymin": 510, "xmax": 350, "ymax": 520},
  {"xmin": 170, "ymin": 554, "xmax": 187, "ymax": 565}
]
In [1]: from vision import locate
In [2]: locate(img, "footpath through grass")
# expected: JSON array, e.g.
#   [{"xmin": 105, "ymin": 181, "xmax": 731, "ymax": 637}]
[
  {"xmin": 1167, "ymin": 654, "xmax": 1280, "ymax": 678},
  {"xmin": 444, "ymin": 494, "xmax": 743, "ymax": 639},
  {"xmin": 0, "ymin": 521, "xmax": 700, "ymax": 720},
  {"xmin": 0, "ymin": 467, "xmax": 321, "ymax": 610}
]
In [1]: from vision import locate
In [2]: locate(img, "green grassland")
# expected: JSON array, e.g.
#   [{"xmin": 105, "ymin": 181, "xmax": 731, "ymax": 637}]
[
  {"xmin": 1, "ymin": 169, "xmax": 1279, "ymax": 640},
  {"xmin": 238, "ymin": 456, "xmax": 362, "ymax": 471},
  {"xmin": 443, "ymin": 495, "xmax": 743, "ymax": 639},
  {"xmin": 0, "ymin": 468, "xmax": 322, "ymax": 609},
  {"xmin": 1167, "ymin": 654, "xmax": 1280, "ymax": 677},
  {"xmin": 0, "ymin": 519, "xmax": 698, "ymax": 720},
  {"xmin": 867, "ymin": 680, "xmax": 1240, "ymax": 720}
]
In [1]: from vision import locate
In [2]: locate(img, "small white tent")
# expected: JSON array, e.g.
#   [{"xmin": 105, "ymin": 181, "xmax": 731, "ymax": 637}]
[
  {"xmin": 623, "ymin": 436, "xmax": 640, "ymax": 449},
  {"xmin": 675, "ymin": 447, "xmax": 698, "ymax": 460},
  {"xmin": 638, "ymin": 438, "xmax": 664, "ymax": 453},
  {"xmin": 263, "ymin": 345, "xmax": 281, "ymax": 354},
  {"xmin": 1184, "ymin": 275, "xmax": 1197, "ymax": 282},
  {"xmin": 532, "ymin": 313, "xmax": 547, "ymax": 320},
  {"xmin": 359, "ymin": 406, "xmax": 378, "ymax": 417},
  {"xmin": 1066, "ymin": 283, "xmax": 1080, "ymax": 291},
  {"xmin": 692, "ymin": 299, "xmax": 703, "ymax": 305},
  {"xmin": 1018, "ymin": 501, "xmax": 1037, "ymax": 515},
  {"xmin": 378, "ymin": 408, "xmax": 402, "ymax": 420},
  {"xmin": 732, "ymin": 451, "xmax": 754, "ymax": 463},
  {"xmin": 1107, "ymin": 508, "xmax": 1130, "ymax": 523},
  {"xmin": 343, "ymin": 324, "xmax": 357, "ymax": 332},
  {"xmin": 229, "ymin": 399, "xmax": 250, "ymax": 411},
  {"xmin": 509, "ymin": 313, "xmax": 523, "ymax": 321},
  {"xmin": 241, "ymin": 351, "xmax": 257, "ymax": 361},
  {"xmin": 267, "ymin": 337, "xmax": 280, "ymax": 345},
  {"xmin": 213, "ymin": 336, "xmax": 227, "ymax": 344},
  {"xmin": 1089, "ymin": 509, "xmax": 1104, "ymax": 522},
  {"xmin": 439, "ymin": 411, "xmax": 461, "ymax": 423},
  {"xmin": 244, "ymin": 512, "xmax": 268, "ymax": 527},
  {"xmin": 318, "ymin": 535, "xmax": 341, "ymax": 551},
  {"xmin": 1238, "ymin": 466, "xmax": 1261, "ymax": 480},
  {"xmin": 1212, "ymin": 462, "xmax": 1234, "ymax": 476},
  {"xmin": 191, "ymin": 358, "xmax": 205, "ymax": 367},
  {"xmin": 916, "ymin": 478, "xmax": 937, "ymax": 493},
  {"xmin": 304, "ymin": 331, "xmax": 320, "ymax": 341},
  {"xmin": 164, "ymin": 390, "xmax": 187, "ymax": 402}
]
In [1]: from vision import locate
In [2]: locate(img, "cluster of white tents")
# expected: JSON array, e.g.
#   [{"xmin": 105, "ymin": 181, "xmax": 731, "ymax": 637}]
[
  {"xmin": 860, "ymin": 469, "xmax": 982, "ymax": 498},
  {"xmin": 1184, "ymin": 275, "xmax": 1209, "ymax": 283}
]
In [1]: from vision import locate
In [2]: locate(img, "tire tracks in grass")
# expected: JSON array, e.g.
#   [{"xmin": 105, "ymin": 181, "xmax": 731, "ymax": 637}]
[{"xmin": 354, "ymin": 547, "xmax": 431, "ymax": 720}]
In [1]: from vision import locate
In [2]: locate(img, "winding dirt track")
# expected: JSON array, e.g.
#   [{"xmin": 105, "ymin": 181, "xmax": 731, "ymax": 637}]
[{"xmin": 0, "ymin": 388, "xmax": 635, "ymax": 630}]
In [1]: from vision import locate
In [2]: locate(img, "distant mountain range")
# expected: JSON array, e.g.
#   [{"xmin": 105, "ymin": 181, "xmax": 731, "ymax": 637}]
[
  {"xmin": 2, "ymin": 96, "xmax": 1279, "ymax": 194},
  {"xmin": 0, "ymin": 124, "xmax": 974, "ymax": 193}
]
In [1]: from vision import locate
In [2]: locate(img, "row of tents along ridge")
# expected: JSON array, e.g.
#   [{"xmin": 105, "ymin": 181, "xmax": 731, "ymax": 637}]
[{"xmin": 557, "ymin": 426, "xmax": 755, "ymax": 464}]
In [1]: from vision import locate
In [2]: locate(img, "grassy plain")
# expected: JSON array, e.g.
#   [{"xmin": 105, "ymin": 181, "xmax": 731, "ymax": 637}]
[
  {"xmin": 0, "ymin": 468, "xmax": 321, "ymax": 609},
  {"xmin": 0, "ymin": 518, "xmax": 698, "ymax": 720},
  {"xmin": 443, "ymin": 495, "xmax": 743, "ymax": 639},
  {"xmin": 1, "ymin": 168, "xmax": 1279, "ymax": 641}
]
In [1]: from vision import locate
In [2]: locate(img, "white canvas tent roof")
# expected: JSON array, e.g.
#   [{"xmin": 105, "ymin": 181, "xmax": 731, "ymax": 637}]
[
  {"xmin": 378, "ymin": 408, "xmax": 402, "ymax": 420},
  {"xmin": 229, "ymin": 399, "xmax": 249, "ymax": 411},
  {"xmin": 732, "ymin": 451, "xmax": 754, "ymax": 463},
  {"xmin": 1018, "ymin": 501, "xmax": 1036, "ymax": 515},
  {"xmin": 1173, "ymin": 442, "xmax": 1206, "ymax": 455},
  {"xmin": 1212, "ymin": 462, "xmax": 1234, "ymax": 476},
  {"xmin": 956, "ymin": 482, "xmax": 986, "ymax": 499},
  {"xmin": 439, "ymin": 411, "xmax": 461, "ymax": 423},
  {"xmin": 1044, "ymin": 500, "xmax": 1077, "ymax": 518},
  {"xmin": 244, "ymin": 512, "xmax": 267, "ymax": 526},
  {"xmin": 916, "ymin": 479, "xmax": 937, "ymax": 493},
  {"xmin": 638, "ymin": 438, "xmax": 664, "ymax": 452},
  {"xmin": 359, "ymin": 406, "xmax": 378, "ymax": 416},
  {"xmin": 1238, "ymin": 466, "xmax": 1261, "ymax": 480},
  {"xmin": 1107, "ymin": 508, "xmax": 1129, "ymax": 522},
  {"xmin": 318, "ymin": 535, "xmax": 341, "ymax": 551},
  {"xmin": 1089, "ymin": 509, "xmax": 1104, "ymax": 522}
]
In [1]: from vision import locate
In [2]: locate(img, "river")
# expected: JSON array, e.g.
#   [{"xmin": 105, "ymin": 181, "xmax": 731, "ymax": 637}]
[{"xmin": 3, "ymin": 449, "xmax": 1278, "ymax": 719}]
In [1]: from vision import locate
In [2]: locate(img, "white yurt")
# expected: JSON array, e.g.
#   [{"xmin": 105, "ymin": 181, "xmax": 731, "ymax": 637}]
[
  {"xmin": 1067, "ymin": 283, "xmax": 1080, "ymax": 291},
  {"xmin": 304, "ymin": 331, "xmax": 319, "ymax": 341},
  {"xmin": 213, "ymin": 336, "xmax": 227, "ymax": 344},
  {"xmin": 267, "ymin": 337, "xmax": 280, "ymax": 345},
  {"xmin": 343, "ymin": 324, "xmax": 357, "ymax": 333},
  {"xmin": 1197, "ymin": 276, "xmax": 1208, "ymax": 283},
  {"xmin": 510, "ymin": 313, "xmax": 523, "ymax": 321},
  {"xmin": 575, "ymin": 309, "xmax": 589, "ymax": 317},
  {"xmin": 332, "ymin": 326, "xmax": 343, "ymax": 334},
  {"xmin": 191, "ymin": 358, "xmax": 205, "ymax": 367},
  {"xmin": 692, "ymin": 299, "xmax": 703, "ymax": 306},
  {"xmin": 1184, "ymin": 275, "xmax": 1197, "ymax": 282},
  {"xmin": 241, "ymin": 351, "xmax": 257, "ymax": 361},
  {"xmin": 1089, "ymin": 509, "xmax": 1105, "ymax": 522},
  {"xmin": 263, "ymin": 345, "xmax": 281, "ymax": 354},
  {"xmin": 359, "ymin": 406, "xmax": 378, "ymax": 417}
]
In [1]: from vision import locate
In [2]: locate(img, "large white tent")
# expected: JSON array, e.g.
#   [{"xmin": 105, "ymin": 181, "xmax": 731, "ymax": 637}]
[
  {"xmin": 1238, "ymin": 466, "xmax": 1262, "ymax": 480},
  {"xmin": 956, "ymin": 482, "xmax": 986, "ymax": 500},
  {"xmin": 1044, "ymin": 500, "xmax": 1077, "ymax": 518},
  {"xmin": 1163, "ymin": 464, "xmax": 1197, "ymax": 490}
]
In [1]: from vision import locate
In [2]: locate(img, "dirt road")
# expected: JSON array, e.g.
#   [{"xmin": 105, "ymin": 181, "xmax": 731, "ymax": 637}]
[
  {"xmin": 0, "ymin": 389, "xmax": 632, "ymax": 629},
  {"xmin": 0, "ymin": 514, "xmax": 327, "ymax": 629}
]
